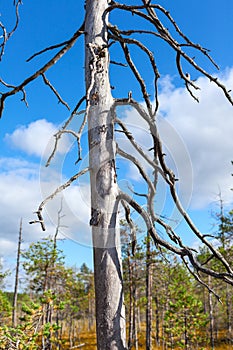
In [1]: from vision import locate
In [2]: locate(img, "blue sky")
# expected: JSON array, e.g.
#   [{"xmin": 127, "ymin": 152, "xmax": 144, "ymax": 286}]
[{"xmin": 0, "ymin": 1, "xmax": 233, "ymax": 288}]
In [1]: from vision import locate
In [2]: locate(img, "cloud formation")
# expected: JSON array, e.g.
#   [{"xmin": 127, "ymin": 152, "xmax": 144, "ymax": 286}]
[
  {"xmin": 0, "ymin": 118, "xmax": 91, "ymax": 267},
  {"xmin": 0, "ymin": 157, "xmax": 92, "ymax": 262},
  {"xmin": 159, "ymin": 68, "xmax": 233, "ymax": 208},
  {"xmin": 5, "ymin": 119, "xmax": 70, "ymax": 158}
]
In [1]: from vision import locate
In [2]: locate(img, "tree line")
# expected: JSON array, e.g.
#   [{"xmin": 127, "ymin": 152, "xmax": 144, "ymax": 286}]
[{"xmin": 0, "ymin": 209, "xmax": 232, "ymax": 349}]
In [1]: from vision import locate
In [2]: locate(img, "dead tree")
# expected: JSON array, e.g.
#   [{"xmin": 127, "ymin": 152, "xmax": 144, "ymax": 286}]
[
  {"xmin": 12, "ymin": 218, "xmax": 22, "ymax": 327},
  {"xmin": 1, "ymin": 1, "xmax": 233, "ymax": 349}
]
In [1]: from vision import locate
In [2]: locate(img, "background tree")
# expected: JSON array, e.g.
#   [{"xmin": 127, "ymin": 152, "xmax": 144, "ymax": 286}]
[
  {"xmin": 12, "ymin": 218, "xmax": 23, "ymax": 327},
  {"xmin": 121, "ymin": 220, "xmax": 142, "ymax": 350},
  {"xmin": 163, "ymin": 262, "xmax": 209, "ymax": 350},
  {"xmin": 216, "ymin": 207, "xmax": 233, "ymax": 345},
  {"xmin": 0, "ymin": 261, "xmax": 11, "ymax": 325},
  {"xmin": 196, "ymin": 202, "xmax": 233, "ymax": 348},
  {"xmin": 22, "ymin": 238, "xmax": 65, "ymax": 294},
  {"xmin": 1, "ymin": 1, "xmax": 233, "ymax": 349}
]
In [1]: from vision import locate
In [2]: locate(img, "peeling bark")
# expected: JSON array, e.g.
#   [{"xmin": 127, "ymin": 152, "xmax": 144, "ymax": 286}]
[{"xmin": 85, "ymin": 1, "xmax": 126, "ymax": 349}]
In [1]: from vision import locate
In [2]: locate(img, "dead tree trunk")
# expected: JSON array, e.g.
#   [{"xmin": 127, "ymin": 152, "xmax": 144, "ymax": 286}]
[
  {"xmin": 12, "ymin": 218, "xmax": 22, "ymax": 327},
  {"xmin": 127, "ymin": 249, "xmax": 134, "ymax": 350},
  {"xmin": 84, "ymin": 1, "xmax": 126, "ymax": 349},
  {"xmin": 226, "ymin": 283, "xmax": 232, "ymax": 344},
  {"xmin": 154, "ymin": 294, "xmax": 160, "ymax": 346},
  {"xmin": 208, "ymin": 276, "xmax": 215, "ymax": 350},
  {"xmin": 146, "ymin": 235, "xmax": 152, "ymax": 350}
]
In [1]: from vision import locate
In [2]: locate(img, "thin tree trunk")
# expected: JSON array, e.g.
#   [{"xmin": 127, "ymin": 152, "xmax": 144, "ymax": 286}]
[
  {"xmin": 128, "ymin": 251, "xmax": 134, "ymax": 350},
  {"xmin": 127, "ymin": 252, "xmax": 138, "ymax": 350},
  {"xmin": 154, "ymin": 294, "xmax": 160, "ymax": 346},
  {"xmin": 226, "ymin": 283, "xmax": 232, "ymax": 343},
  {"xmin": 184, "ymin": 310, "xmax": 188, "ymax": 350},
  {"xmin": 12, "ymin": 218, "xmax": 22, "ymax": 327},
  {"xmin": 85, "ymin": 1, "xmax": 126, "ymax": 349},
  {"xmin": 137, "ymin": 306, "xmax": 141, "ymax": 333},
  {"xmin": 208, "ymin": 276, "xmax": 214, "ymax": 350},
  {"xmin": 146, "ymin": 235, "xmax": 152, "ymax": 350},
  {"xmin": 133, "ymin": 272, "xmax": 138, "ymax": 350}
]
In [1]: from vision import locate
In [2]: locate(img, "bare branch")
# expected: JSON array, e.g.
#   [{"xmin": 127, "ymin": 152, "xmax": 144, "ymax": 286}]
[
  {"xmin": 117, "ymin": 142, "xmax": 183, "ymax": 247},
  {"xmin": 0, "ymin": 23, "xmax": 8, "ymax": 60},
  {"xmin": 8, "ymin": 1, "xmax": 22, "ymax": 40},
  {"xmin": 106, "ymin": 2, "xmax": 233, "ymax": 104},
  {"xmin": 29, "ymin": 167, "xmax": 89, "ymax": 231},
  {"xmin": 115, "ymin": 116, "xmax": 166, "ymax": 181},
  {"xmin": 0, "ymin": 78, "xmax": 16, "ymax": 89},
  {"xmin": 46, "ymin": 96, "xmax": 86, "ymax": 167},
  {"xmin": 110, "ymin": 31, "xmax": 153, "ymax": 116},
  {"xmin": 109, "ymin": 24, "xmax": 159, "ymax": 114},
  {"xmin": 176, "ymin": 52, "xmax": 200, "ymax": 90},
  {"xmin": 26, "ymin": 38, "xmax": 79, "ymax": 62},
  {"xmin": 0, "ymin": 0, "xmax": 22, "ymax": 60},
  {"xmin": 20, "ymin": 88, "xmax": 29, "ymax": 108},
  {"xmin": 115, "ymin": 97, "xmax": 233, "ymax": 275},
  {"xmin": 118, "ymin": 190, "xmax": 233, "ymax": 285},
  {"xmin": 121, "ymin": 200, "xmax": 137, "ymax": 255},
  {"xmin": 117, "ymin": 144, "xmax": 155, "ymax": 192},
  {"xmin": 114, "ymin": 93, "xmax": 233, "ymax": 280},
  {"xmin": 181, "ymin": 256, "xmax": 222, "ymax": 302},
  {"xmin": 177, "ymin": 163, "xmax": 229, "ymax": 271},
  {"xmin": 53, "ymin": 198, "xmax": 68, "ymax": 247},
  {"xmin": 142, "ymin": 1, "xmax": 219, "ymax": 69},
  {"xmin": 41, "ymin": 73, "xmax": 70, "ymax": 110},
  {"xmin": 110, "ymin": 60, "xmax": 127, "ymax": 67},
  {"xmin": 0, "ymin": 23, "xmax": 85, "ymax": 118}
]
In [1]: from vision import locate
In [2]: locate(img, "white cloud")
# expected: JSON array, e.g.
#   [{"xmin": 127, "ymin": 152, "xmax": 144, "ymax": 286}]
[
  {"xmin": 0, "ymin": 157, "xmax": 92, "ymax": 262},
  {"xmin": 0, "ymin": 118, "xmax": 92, "ymax": 268},
  {"xmin": 5, "ymin": 119, "xmax": 71, "ymax": 158},
  {"xmin": 159, "ymin": 68, "xmax": 233, "ymax": 208},
  {"xmin": 0, "ymin": 159, "xmax": 44, "ymax": 259}
]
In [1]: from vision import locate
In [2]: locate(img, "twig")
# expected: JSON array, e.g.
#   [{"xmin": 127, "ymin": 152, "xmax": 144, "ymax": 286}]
[
  {"xmin": 46, "ymin": 96, "xmax": 86, "ymax": 167},
  {"xmin": 181, "ymin": 256, "xmax": 222, "ymax": 302},
  {"xmin": 110, "ymin": 60, "xmax": 127, "ymax": 67},
  {"xmin": 0, "ymin": 78, "xmax": 16, "ymax": 89},
  {"xmin": 27, "ymin": 38, "xmax": 79, "ymax": 62},
  {"xmin": 41, "ymin": 73, "xmax": 70, "ymax": 110},
  {"xmin": 0, "ymin": 0, "xmax": 22, "ymax": 60},
  {"xmin": 115, "ymin": 116, "xmax": 166, "ymax": 181}
]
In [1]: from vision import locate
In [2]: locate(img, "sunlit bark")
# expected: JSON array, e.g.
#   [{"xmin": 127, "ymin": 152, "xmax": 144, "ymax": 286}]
[{"xmin": 85, "ymin": 1, "xmax": 126, "ymax": 348}]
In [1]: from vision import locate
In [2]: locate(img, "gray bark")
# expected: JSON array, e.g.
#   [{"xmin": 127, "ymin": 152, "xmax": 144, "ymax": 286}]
[
  {"xmin": 146, "ymin": 235, "xmax": 152, "ymax": 350},
  {"xmin": 85, "ymin": 1, "xmax": 126, "ymax": 349},
  {"xmin": 226, "ymin": 284, "xmax": 232, "ymax": 343},
  {"xmin": 12, "ymin": 218, "xmax": 22, "ymax": 327},
  {"xmin": 208, "ymin": 276, "xmax": 215, "ymax": 350}
]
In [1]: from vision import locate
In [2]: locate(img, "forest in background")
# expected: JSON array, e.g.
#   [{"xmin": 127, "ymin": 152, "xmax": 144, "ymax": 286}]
[{"xmin": 0, "ymin": 208, "xmax": 232, "ymax": 350}]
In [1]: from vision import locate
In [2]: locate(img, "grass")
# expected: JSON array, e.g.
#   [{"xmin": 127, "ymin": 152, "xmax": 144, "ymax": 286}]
[{"xmin": 62, "ymin": 328, "xmax": 232, "ymax": 350}]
